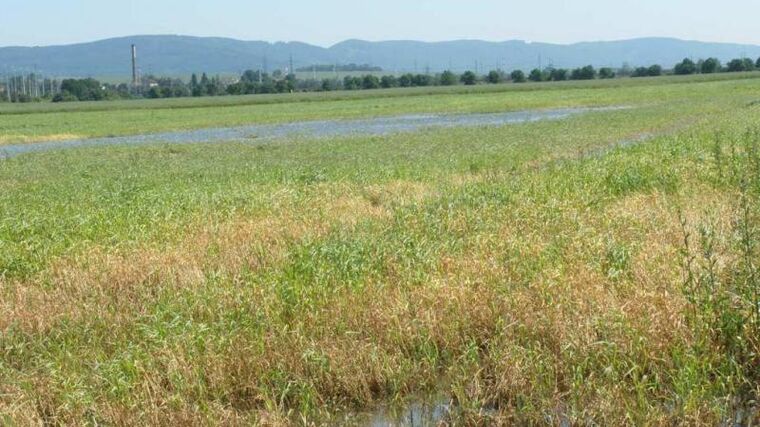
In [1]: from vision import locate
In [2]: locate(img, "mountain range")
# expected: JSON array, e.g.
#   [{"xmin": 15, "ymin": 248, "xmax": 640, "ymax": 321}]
[{"xmin": 1, "ymin": 35, "xmax": 759, "ymax": 78}]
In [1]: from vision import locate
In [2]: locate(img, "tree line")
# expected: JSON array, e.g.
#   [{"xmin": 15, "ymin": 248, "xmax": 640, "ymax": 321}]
[{"xmin": 2, "ymin": 55, "xmax": 760, "ymax": 103}]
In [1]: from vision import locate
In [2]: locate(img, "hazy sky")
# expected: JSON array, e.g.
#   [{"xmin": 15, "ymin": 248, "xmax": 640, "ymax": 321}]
[{"xmin": 1, "ymin": 0, "xmax": 759, "ymax": 47}]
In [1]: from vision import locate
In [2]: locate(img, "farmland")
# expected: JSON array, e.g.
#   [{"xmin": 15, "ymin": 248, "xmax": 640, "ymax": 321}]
[{"xmin": 1, "ymin": 73, "xmax": 760, "ymax": 424}]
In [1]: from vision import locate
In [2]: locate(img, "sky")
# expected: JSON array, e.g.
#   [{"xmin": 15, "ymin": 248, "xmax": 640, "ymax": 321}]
[{"xmin": 1, "ymin": 0, "xmax": 759, "ymax": 47}]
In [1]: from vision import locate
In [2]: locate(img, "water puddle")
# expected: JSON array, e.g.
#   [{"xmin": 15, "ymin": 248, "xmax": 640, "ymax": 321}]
[
  {"xmin": 332, "ymin": 396, "xmax": 455, "ymax": 426},
  {"xmin": 0, "ymin": 107, "xmax": 624, "ymax": 158}
]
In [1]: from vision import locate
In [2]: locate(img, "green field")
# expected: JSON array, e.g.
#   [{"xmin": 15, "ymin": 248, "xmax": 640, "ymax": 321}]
[
  {"xmin": 1, "ymin": 74, "xmax": 760, "ymax": 424},
  {"xmin": 2, "ymin": 72, "xmax": 760, "ymax": 145}
]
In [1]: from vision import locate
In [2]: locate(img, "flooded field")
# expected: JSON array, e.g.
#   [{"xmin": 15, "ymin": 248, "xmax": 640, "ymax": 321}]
[
  {"xmin": 2, "ymin": 75, "xmax": 759, "ymax": 425},
  {"xmin": 0, "ymin": 107, "xmax": 620, "ymax": 158}
]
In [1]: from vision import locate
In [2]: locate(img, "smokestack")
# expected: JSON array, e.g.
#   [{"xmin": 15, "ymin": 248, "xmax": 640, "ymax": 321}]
[{"xmin": 131, "ymin": 44, "xmax": 138, "ymax": 87}]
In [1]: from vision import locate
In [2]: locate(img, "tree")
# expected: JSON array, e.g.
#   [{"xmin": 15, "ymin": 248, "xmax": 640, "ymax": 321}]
[
  {"xmin": 398, "ymin": 74, "xmax": 414, "ymax": 87},
  {"xmin": 321, "ymin": 79, "xmax": 337, "ymax": 91},
  {"xmin": 380, "ymin": 75, "xmax": 398, "ymax": 88},
  {"xmin": 619, "ymin": 63, "xmax": 633, "ymax": 77},
  {"xmin": 486, "ymin": 70, "xmax": 503, "ymax": 84},
  {"xmin": 59, "ymin": 78, "xmax": 106, "ymax": 101},
  {"xmin": 460, "ymin": 71, "xmax": 477, "ymax": 85},
  {"xmin": 674, "ymin": 58, "xmax": 697, "ymax": 75},
  {"xmin": 440, "ymin": 70, "xmax": 458, "ymax": 86},
  {"xmin": 412, "ymin": 74, "xmax": 432, "ymax": 86},
  {"xmin": 631, "ymin": 67, "xmax": 649, "ymax": 77},
  {"xmin": 726, "ymin": 58, "xmax": 755, "ymax": 72},
  {"xmin": 570, "ymin": 65, "xmax": 596, "ymax": 80},
  {"xmin": 700, "ymin": 58, "xmax": 721, "ymax": 74},
  {"xmin": 510, "ymin": 70, "xmax": 526, "ymax": 83},
  {"xmin": 648, "ymin": 65, "xmax": 663, "ymax": 76},
  {"xmin": 343, "ymin": 76, "xmax": 361, "ymax": 90},
  {"xmin": 147, "ymin": 87, "xmax": 162, "ymax": 99},
  {"xmin": 528, "ymin": 68, "xmax": 544, "ymax": 82},
  {"xmin": 362, "ymin": 75, "xmax": 380, "ymax": 89},
  {"xmin": 598, "ymin": 67, "xmax": 615, "ymax": 79},
  {"xmin": 549, "ymin": 68, "xmax": 568, "ymax": 81},
  {"xmin": 757, "ymin": 57, "xmax": 760, "ymax": 69}
]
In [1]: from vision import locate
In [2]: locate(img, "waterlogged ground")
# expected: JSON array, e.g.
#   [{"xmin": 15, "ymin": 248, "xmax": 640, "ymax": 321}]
[
  {"xmin": 0, "ymin": 107, "xmax": 618, "ymax": 158},
  {"xmin": 1, "ymin": 76, "xmax": 760, "ymax": 425}
]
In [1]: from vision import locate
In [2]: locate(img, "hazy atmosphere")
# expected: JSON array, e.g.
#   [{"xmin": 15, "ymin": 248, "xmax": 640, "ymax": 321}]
[{"xmin": 1, "ymin": 0, "xmax": 759, "ymax": 47}]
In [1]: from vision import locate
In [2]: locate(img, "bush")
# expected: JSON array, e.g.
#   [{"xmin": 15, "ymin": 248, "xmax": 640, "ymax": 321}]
[{"xmin": 51, "ymin": 92, "xmax": 78, "ymax": 103}]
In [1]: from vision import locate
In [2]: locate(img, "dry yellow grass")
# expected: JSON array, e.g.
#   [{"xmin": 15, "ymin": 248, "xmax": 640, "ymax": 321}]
[{"xmin": 0, "ymin": 133, "xmax": 82, "ymax": 146}]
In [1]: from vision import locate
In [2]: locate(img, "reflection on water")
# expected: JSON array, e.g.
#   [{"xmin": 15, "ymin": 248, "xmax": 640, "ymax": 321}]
[
  {"xmin": 335, "ymin": 396, "xmax": 454, "ymax": 427},
  {"xmin": 1, "ymin": 107, "xmax": 625, "ymax": 158}
]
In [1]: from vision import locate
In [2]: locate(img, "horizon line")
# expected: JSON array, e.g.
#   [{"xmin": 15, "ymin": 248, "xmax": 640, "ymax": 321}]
[{"xmin": 3, "ymin": 34, "xmax": 760, "ymax": 50}]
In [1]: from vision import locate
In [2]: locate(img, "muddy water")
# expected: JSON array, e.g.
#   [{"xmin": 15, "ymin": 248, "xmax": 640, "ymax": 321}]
[{"xmin": 0, "ymin": 107, "xmax": 622, "ymax": 158}]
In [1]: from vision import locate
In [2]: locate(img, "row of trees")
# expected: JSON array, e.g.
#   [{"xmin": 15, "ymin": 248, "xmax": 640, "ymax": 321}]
[
  {"xmin": 4, "ymin": 55, "xmax": 760, "ymax": 103},
  {"xmin": 672, "ymin": 56, "xmax": 760, "ymax": 75}
]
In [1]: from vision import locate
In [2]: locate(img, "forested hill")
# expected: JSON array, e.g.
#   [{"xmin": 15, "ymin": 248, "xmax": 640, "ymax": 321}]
[{"xmin": 1, "ymin": 35, "xmax": 759, "ymax": 77}]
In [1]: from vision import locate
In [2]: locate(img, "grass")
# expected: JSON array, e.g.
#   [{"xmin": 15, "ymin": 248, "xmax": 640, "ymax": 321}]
[
  {"xmin": 1, "ymin": 73, "xmax": 759, "ymax": 425},
  {"xmin": 2, "ymin": 71, "xmax": 760, "ymax": 146}
]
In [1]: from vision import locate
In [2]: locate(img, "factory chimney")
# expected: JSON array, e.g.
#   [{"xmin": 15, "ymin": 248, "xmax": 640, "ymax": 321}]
[{"xmin": 131, "ymin": 44, "xmax": 138, "ymax": 87}]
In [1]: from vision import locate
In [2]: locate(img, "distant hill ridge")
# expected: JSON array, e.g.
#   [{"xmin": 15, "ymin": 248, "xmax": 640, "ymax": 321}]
[{"xmin": 1, "ymin": 35, "xmax": 759, "ymax": 78}]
